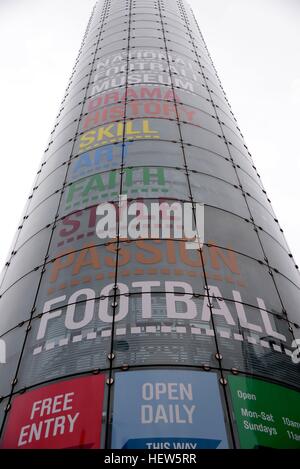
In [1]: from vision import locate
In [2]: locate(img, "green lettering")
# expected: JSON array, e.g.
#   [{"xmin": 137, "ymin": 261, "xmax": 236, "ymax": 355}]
[
  {"xmin": 66, "ymin": 181, "xmax": 83, "ymax": 203},
  {"xmin": 82, "ymin": 174, "xmax": 105, "ymax": 197},
  {"xmin": 108, "ymin": 170, "xmax": 117, "ymax": 189},
  {"xmin": 143, "ymin": 167, "xmax": 165, "ymax": 185},
  {"xmin": 123, "ymin": 168, "xmax": 133, "ymax": 187}
]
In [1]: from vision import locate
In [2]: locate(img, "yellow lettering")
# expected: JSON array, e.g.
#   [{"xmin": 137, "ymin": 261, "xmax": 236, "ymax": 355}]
[
  {"xmin": 126, "ymin": 121, "xmax": 141, "ymax": 135},
  {"xmin": 79, "ymin": 130, "xmax": 96, "ymax": 150},
  {"xmin": 97, "ymin": 124, "xmax": 114, "ymax": 141},
  {"xmin": 117, "ymin": 122, "xmax": 124, "ymax": 137},
  {"xmin": 143, "ymin": 119, "xmax": 159, "ymax": 134}
]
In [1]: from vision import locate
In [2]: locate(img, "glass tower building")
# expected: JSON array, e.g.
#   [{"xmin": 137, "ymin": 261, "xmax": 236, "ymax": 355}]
[{"xmin": 0, "ymin": 0, "xmax": 299, "ymax": 450}]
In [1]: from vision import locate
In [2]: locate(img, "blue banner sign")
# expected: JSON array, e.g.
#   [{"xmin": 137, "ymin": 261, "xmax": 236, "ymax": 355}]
[{"xmin": 111, "ymin": 370, "xmax": 228, "ymax": 449}]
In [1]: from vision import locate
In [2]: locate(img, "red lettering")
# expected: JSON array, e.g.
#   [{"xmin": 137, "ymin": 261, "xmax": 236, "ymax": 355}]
[
  {"xmin": 130, "ymin": 101, "xmax": 140, "ymax": 116},
  {"xmin": 110, "ymin": 105, "xmax": 125, "ymax": 120},
  {"xmin": 82, "ymin": 112, "xmax": 100, "ymax": 130},
  {"xmin": 103, "ymin": 91, "xmax": 120, "ymax": 105},
  {"xmin": 88, "ymin": 206, "xmax": 98, "ymax": 229},
  {"xmin": 59, "ymin": 213, "xmax": 82, "ymax": 237},
  {"xmin": 126, "ymin": 88, "xmax": 139, "ymax": 100},
  {"xmin": 87, "ymin": 96, "xmax": 102, "ymax": 112},
  {"xmin": 144, "ymin": 101, "xmax": 161, "ymax": 116},
  {"xmin": 162, "ymin": 102, "xmax": 176, "ymax": 117},
  {"xmin": 140, "ymin": 86, "xmax": 162, "ymax": 99},
  {"xmin": 165, "ymin": 89, "xmax": 175, "ymax": 100}
]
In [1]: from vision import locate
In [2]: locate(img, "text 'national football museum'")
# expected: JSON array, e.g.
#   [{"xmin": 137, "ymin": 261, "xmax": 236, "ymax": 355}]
[{"xmin": 0, "ymin": 0, "xmax": 299, "ymax": 450}]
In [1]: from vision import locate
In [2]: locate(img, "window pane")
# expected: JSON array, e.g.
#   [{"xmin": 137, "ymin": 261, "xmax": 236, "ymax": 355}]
[
  {"xmin": 0, "ymin": 325, "xmax": 27, "ymax": 397},
  {"xmin": 111, "ymin": 294, "xmax": 217, "ymax": 367},
  {"xmin": 0, "ymin": 270, "xmax": 41, "ymax": 335}
]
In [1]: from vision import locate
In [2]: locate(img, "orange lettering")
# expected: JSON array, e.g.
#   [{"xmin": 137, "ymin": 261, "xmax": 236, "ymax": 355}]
[
  {"xmin": 72, "ymin": 245, "xmax": 101, "ymax": 276},
  {"xmin": 209, "ymin": 243, "xmax": 240, "ymax": 274},
  {"xmin": 179, "ymin": 242, "xmax": 202, "ymax": 267},
  {"xmin": 136, "ymin": 240, "xmax": 162, "ymax": 264},
  {"xmin": 50, "ymin": 250, "xmax": 75, "ymax": 283}
]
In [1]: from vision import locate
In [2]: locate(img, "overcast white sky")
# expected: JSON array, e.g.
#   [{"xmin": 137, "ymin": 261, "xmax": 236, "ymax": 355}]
[{"xmin": 0, "ymin": 0, "xmax": 299, "ymax": 269}]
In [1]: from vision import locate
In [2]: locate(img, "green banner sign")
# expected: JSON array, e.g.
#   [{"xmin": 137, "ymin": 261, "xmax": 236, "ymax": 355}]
[{"xmin": 228, "ymin": 375, "xmax": 300, "ymax": 449}]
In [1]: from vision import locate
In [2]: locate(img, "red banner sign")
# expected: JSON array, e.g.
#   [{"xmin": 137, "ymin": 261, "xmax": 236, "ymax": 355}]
[{"xmin": 2, "ymin": 375, "xmax": 105, "ymax": 449}]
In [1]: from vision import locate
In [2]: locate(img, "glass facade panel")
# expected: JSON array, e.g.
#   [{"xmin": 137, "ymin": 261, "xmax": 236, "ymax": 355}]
[
  {"xmin": 1, "ymin": 229, "xmax": 52, "ymax": 293},
  {"xmin": 15, "ymin": 193, "xmax": 61, "ymax": 248},
  {"xmin": 34, "ymin": 241, "xmax": 118, "ymax": 314},
  {"xmin": 0, "ymin": 325, "xmax": 27, "ymax": 397},
  {"xmin": 184, "ymin": 146, "xmax": 239, "ymax": 184},
  {"xmin": 217, "ymin": 303, "xmax": 299, "ymax": 387},
  {"xmin": 0, "ymin": 270, "xmax": 41, "ymax": 335},
  {"xmin": 273, "ymin": 273, "xmax": 300, "ymax": 325},
  {"xmin": 189, "ymin": 172, "xmax": 250, "ymax": 218},
  {"xmin": 204, "ymin": 207, "xmax": 264, "ymax": 260},
  {"xmin": 111, "ymin": 294, "xmax": 217, "ymax": 367},
  {"xmin": 15, "ymin": 304, "xmax": 111, "ymax": 390},
  {"xmin": 29, "ymin": 165, "xmax": 67, "ymax": 210}
]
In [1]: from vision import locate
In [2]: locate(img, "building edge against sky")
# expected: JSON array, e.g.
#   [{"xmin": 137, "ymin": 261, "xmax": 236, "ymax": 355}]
[{"xmin": 0, "ymin": 0, "xmax": 299, "ymax": 449}]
